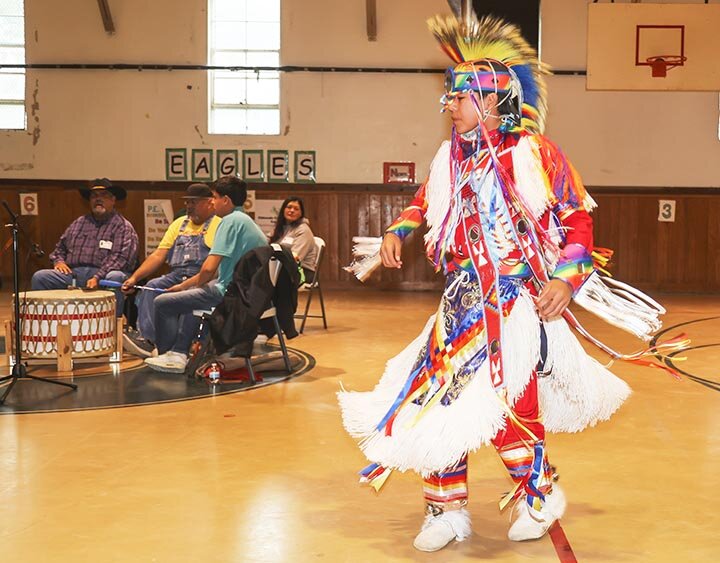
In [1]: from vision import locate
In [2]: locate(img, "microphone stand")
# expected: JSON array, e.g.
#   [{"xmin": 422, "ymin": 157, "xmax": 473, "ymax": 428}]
[{"xmin": 0, "ymin": 201, "xmax": 77, "ymax": 405}]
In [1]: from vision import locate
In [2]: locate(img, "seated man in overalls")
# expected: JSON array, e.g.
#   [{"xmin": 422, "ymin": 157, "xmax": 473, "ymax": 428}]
[{"xmin": 121, "ymin": 183, "xmax": 221, "ymax": 357}]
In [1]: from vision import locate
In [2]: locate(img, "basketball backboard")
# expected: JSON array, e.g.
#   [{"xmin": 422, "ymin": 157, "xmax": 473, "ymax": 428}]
[{"xmin": 587, "ymin": 4, "xmax": 720, "ymax": 91}]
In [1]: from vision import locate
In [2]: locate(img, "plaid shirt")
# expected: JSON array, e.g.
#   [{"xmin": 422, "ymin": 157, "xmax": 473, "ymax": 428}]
[{"xmin": 50, "ymin": 212, "xmax": 138, "ymax": 278}]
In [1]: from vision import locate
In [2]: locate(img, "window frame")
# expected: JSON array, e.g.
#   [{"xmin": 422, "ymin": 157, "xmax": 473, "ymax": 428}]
[
  {"xmin": 0, "ymin": 0, "xmax": 27, "ymax": 131},
  {"xmin": 207, "ymin": 1, "xmax": 281, "ymax": 136}
]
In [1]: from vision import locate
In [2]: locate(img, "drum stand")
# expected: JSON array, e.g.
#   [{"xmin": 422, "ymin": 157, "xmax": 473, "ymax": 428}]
[{"xmin": 0, "ymin": 201, "xmax": 77, "ymax": 405}]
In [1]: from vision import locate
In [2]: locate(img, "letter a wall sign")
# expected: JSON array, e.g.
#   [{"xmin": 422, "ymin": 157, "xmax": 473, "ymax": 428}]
[{"xmin": 191, "ymin": 149, "xmax": 213, "ymax": 181}]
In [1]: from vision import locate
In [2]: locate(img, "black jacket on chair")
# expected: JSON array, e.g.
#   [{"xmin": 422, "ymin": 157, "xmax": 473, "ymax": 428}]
[{"xmin": 209, "ymin": 245, "xmax": 300, "ymax": 356}]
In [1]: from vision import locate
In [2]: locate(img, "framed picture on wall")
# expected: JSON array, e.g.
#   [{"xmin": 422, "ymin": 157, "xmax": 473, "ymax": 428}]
[
  {"xmin": 383, "ymin": 162, "xmax": 415, "ymax": 184},
  {"xmin": 383, "ymin": 161, "xmax": 416, "ymax": 184}
]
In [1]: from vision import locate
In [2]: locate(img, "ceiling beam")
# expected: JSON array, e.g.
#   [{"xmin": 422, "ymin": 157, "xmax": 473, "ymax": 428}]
[
  {"xmin": 366, "ymin": 0, "xmax": 377, "ymax": 41},
  {"xmin": 97, "ymin": 0, "xmax": 115, "ymax": 34}
]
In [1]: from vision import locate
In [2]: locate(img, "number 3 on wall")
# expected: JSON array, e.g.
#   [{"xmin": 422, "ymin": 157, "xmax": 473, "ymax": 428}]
[{"xmin": 658, "ymin": 200, "xmax": 676, "ymax": 223}]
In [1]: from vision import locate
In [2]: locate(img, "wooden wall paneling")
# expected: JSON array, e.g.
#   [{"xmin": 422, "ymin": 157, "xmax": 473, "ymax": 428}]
[
  {"xmin": 636, "ymin": 197, "xmax": 657, "ymax": 288},
  {"xmin": 682, "ymin": 198, "xmax": 708, "ymax": 290},
  {"xmin": 1, "ymin": 181, "xmax": 718, "ymax": 292},
  {"xmin": 709, "ymin": 197, "xmax": 720, "ymax": 289},
  {"xmin": 330, "ymin": 191, "xmax": 344, "ymax": 283},
  {"xmin": 634, "ymin": 196, "xmax": 659, "ymax": 287}
]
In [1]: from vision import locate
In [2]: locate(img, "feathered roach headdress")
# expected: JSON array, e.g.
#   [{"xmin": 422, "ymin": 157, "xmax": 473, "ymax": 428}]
[{"xmin": 428, "ymin": 13, "xmax": 551, "ymax": 134}]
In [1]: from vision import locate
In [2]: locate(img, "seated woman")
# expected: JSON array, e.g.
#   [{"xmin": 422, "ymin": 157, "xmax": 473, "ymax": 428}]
[{"xmin": 269, "ymin": 197, "xmax": 318, "ymax": 283}]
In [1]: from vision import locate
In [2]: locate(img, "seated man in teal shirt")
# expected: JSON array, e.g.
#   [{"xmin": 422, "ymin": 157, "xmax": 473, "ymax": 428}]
[{"xmin": 145, "ymin": 176, "xmax": 268, "ymax": 373}]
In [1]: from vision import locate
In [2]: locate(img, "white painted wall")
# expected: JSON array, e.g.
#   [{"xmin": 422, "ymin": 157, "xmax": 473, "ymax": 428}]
[{"xmin": 0, "ymin": 0, "xmax": 718, "ymax": 186}]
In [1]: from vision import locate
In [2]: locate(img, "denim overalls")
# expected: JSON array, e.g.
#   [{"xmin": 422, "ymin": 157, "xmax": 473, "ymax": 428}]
[{"xmin": 136, "ymin": 217, "xmax": 213, "ymax": 342}]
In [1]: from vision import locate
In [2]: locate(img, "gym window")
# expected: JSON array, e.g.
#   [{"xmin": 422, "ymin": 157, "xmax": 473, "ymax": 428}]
[
  {"xmin": 208, "ymin": 0, "xmax": 281, "ymax": 135},
  {"xmin": 0, "ymin": 0, "xmax": 26, "ymax": 130}
]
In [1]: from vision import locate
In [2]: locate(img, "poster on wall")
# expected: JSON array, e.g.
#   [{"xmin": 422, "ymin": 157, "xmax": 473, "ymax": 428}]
[
  {"xmin": 254, "ymin": 199, "xmax": 284, "ymax": 237},
  {"xmin": 144, "ymin": 199, "xmax": 174, "ymax": 256}
]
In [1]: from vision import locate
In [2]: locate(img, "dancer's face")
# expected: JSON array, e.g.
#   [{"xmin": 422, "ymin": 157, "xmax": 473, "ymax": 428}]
[{"xmin": 447, "ymin": 91, "xmax": 498, "ymax": 134}]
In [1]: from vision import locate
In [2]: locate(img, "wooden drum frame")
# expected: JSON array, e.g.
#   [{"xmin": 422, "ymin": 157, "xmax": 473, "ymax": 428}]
[{"xmin": 6, "ymin": 289, "xmax": 123, "ymax": 371}]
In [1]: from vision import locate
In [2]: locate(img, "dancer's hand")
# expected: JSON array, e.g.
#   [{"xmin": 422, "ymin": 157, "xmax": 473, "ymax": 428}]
[
  {"xmin": 536, "ymin": 279, "xmax": 572, "ymax": 320},
  {"xmin": 380, "ymin": 233, "xmax": 403, "ymax": 269},
  {"xmin": 54, "ymin": 262, "xmax": 72, "ymax": 275}
]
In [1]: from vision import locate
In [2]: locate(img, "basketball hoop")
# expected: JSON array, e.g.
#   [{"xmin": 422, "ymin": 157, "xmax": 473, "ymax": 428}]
[{"xmin": 646, "ymin": 55, "xmax": 687, "ymax": 78}]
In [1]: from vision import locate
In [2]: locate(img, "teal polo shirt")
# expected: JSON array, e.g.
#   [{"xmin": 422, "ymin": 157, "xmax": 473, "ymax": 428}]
[{"xmin": 209, "ymin": 207, "xmax": 268, "ymax": 294}]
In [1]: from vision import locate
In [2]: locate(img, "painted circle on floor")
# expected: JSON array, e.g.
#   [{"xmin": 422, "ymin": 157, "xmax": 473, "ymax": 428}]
[{"xmin": 0, "ymin": 346, "xmax": 315, "ymax": 414}]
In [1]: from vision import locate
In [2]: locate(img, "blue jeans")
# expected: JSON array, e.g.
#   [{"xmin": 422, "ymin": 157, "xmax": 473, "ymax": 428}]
[
  {"xmin": 31, "ymin": 266, "xmax": 128, "ymax": 317},
  {"xmin": 153, "ymin": 281, "xmax": 223, "ymax": 355},
  {"xmin": 135, "ymin": 269, "xmax": 196, "ymax": 343}
]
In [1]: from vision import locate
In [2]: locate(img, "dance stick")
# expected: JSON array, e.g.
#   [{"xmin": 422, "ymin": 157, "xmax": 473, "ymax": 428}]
[{"xmin": 98, "ymin": 279, "xmax": 168, "ymax": 293}]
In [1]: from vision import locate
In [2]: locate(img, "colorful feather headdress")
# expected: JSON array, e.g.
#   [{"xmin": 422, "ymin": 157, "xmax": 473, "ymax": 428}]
[{"xmin": 428, "ymin": 13, "xmax": 551, "ymax": 134}]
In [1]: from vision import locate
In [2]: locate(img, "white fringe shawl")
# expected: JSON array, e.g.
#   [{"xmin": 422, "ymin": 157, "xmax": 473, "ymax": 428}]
[
  {"xmin": 423, "ymin": 141, "xmax": 453, "ymax": 252},
  {"xmin": 338, "ymin": 290, "xmax": 630, "ymax": 476},
  {"xmin": 512, "ymin": 136, "xmax": 597, "ymax": 221}
]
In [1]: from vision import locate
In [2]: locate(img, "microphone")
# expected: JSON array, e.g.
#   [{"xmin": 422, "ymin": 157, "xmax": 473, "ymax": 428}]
[{"xmin": 31, "ymin": 243, "xmax": 45, "ymax": 258}]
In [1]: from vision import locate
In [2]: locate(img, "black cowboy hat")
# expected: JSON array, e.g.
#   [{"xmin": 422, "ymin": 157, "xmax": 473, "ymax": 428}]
[{"xmin": 79, "ymin": 178, "xmax": 127, "ymax": 201}]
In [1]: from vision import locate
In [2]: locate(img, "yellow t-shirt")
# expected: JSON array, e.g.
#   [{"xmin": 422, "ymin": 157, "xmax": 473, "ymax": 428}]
[{"xmin": 158, "ymin": 215, "xmax": 222, "ymax": 250}]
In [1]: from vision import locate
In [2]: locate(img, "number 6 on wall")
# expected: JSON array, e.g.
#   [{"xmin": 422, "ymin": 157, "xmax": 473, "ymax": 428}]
[{"xmin": 19, "ymin": 193, "xmax": 38, "ymax": 216}]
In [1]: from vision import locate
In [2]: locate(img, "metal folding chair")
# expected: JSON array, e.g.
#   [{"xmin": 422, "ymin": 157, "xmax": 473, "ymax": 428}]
[
  {"xmin": 187, "ymin": 244, "xmax": 293, "ymax": 384},
  {"xmin": 295, "ymin": 236, "xmax": 328, "ymax": 334}
]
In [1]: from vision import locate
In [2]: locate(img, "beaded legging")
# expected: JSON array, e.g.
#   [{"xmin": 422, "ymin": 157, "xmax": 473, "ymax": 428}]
[{"xmin": 422, "ymin": 374, "xmax": 554, "ymax": 513}]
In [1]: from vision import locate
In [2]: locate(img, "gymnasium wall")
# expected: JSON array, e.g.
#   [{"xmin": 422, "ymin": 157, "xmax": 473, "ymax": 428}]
[
  {"xmin": 1, "ymin": 0, "xmax": 718, "ymax": 291},
  {"xmin": 0, "ymin": 0, "xmax": 718, "ymax": 185}
]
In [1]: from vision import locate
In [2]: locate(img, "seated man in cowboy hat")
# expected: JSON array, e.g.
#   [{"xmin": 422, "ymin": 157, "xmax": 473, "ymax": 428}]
[
  {"xmin": 120, "ymin": 183, "xmax": 222, "ymax": 357},
  {"xmin": 31, "ymin": 178, "xmax": 139, "ymax": 317}
]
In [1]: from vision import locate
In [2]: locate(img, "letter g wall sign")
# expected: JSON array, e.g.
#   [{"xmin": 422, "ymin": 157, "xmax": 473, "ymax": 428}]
[{"xmin": 165, "ymin": 148, "xmax": 316, "ymax": 183}]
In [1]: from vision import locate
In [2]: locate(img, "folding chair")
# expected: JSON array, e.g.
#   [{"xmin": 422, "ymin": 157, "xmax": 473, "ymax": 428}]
[
  {"xmin": 187, "ymin": 244, "xmax": 293, "ymax": 384},
  {"xmin": 246, "ymin": 245, "xmax": 293, "ymax": 382},
  {"xmin": 295, "ymin": 236, "xmax": 328, "ymax": 334}
]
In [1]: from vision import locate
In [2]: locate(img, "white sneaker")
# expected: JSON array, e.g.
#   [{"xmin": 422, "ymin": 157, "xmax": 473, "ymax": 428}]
[
  {"xmin": 508, "ymin": 485, "xmax": 566, "ymax": 542},
  {"xmin": 145, "ymin": 351, "xmax": 188, "ymax": 374},
  {"xmin": 413, "ymin": 507, "xmax": 471, "ymax": 552}
]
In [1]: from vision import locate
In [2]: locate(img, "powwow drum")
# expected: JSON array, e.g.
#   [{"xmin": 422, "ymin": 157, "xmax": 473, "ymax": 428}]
[{"xmin": 13, "ymin": 290, "xmax": 117, "ymax": 358}]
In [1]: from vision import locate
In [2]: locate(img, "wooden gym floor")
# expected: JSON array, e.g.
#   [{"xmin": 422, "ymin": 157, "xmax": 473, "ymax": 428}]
[{"xmin": 0, "ymin": 288, "xmax": 718, "ymax": 562}]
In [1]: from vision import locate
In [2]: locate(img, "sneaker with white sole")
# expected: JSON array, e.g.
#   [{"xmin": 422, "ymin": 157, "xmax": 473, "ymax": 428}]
[
  {"xmin": 413, "ymin": 507, "xmax": 471, "ymax": 552},
  {"xmin": 508, "ymin": 485, "xmax": 566, "ymax": 542},
  {"xmin": 123, "ymin": 330, "xmax": 155, "ymax": 358},
  {"xmin": 145, "ymin": 351, "xmax": 188, "ymax": 374}
]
